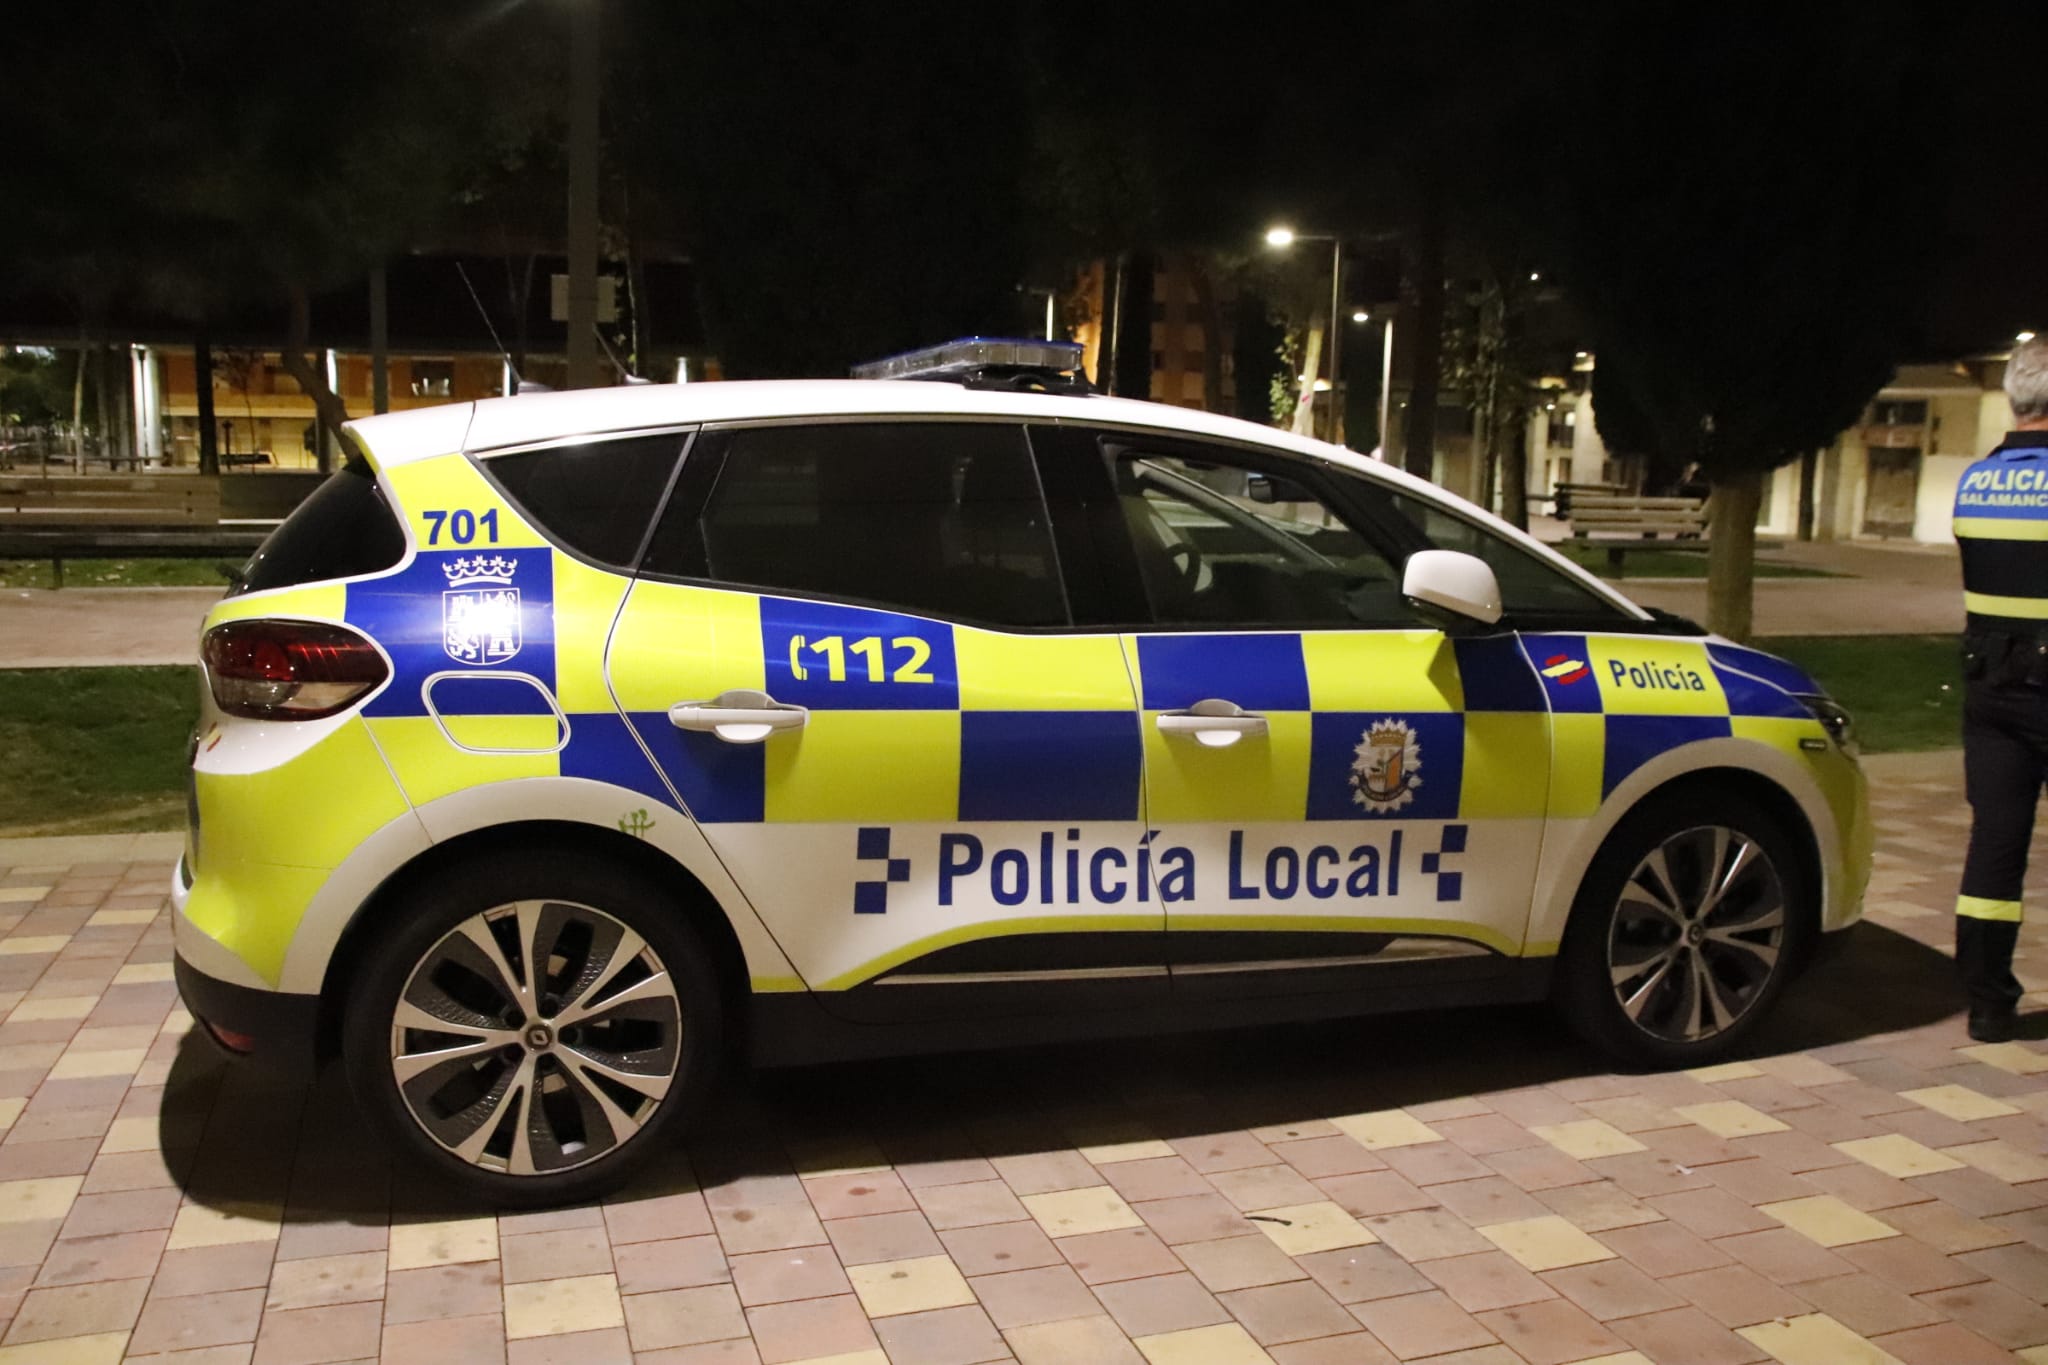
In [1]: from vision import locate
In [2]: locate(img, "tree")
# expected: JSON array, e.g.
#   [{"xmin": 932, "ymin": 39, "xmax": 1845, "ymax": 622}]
[
  {"xmin": 5, "ymin": 2, "xmax": 557, "ymax": 463},
  {"xmin": 1563, "ymin": 9, "xmax": 1953, "ymax": 639}
]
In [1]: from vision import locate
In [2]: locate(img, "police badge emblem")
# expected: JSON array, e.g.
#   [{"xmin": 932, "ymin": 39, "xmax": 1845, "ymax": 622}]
[
  {"xmin": 442, "ymin": 555, "xmax": 522, "ymax": 665},
  {"xmin": 1350, "ymin": 718, "xmax": 1422, "ymax": 813}
]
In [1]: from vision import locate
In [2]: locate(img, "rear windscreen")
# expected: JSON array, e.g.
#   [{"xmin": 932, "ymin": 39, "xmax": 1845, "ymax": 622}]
[{"xmin": 231, "ymin": 457, "xmax": 406, "ymax": 596}]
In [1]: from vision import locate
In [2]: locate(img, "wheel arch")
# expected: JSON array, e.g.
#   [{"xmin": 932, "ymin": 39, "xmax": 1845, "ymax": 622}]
[
  {"xmin": 1556, "ymin": 764, "xmax": 1825, "ymax": 963},
  {"xmin": 311, "ymin": 819, "xmax": 752, "ymax": 1064}
]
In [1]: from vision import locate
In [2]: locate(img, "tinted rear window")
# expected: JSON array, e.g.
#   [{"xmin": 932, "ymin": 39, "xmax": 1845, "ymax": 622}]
[
  {"xmin": 233, "ymin": 457, "xmax": 405, "ymax": 596},
  {"xmin": 484, "ymin": 433, "xmax": 686, "ymax": 568}
]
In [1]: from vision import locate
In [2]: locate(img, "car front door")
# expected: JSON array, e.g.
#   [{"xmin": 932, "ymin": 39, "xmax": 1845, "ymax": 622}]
[
  {"xmin": 1065, "ymin": 431, "xmax": 1559, "ymax": 999},
  {"xmin": 605, "ymin": 419, "xmax": 1155, "ymax": 1022}
]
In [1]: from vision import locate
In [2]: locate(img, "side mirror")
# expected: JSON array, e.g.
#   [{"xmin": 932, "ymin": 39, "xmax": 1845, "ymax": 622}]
[{"xmin": 1402, "ymin": 549, "xmax": 1503, "ymax": 626}]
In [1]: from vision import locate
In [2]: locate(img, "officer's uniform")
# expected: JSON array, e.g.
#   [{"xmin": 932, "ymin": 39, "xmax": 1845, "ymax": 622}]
[{"xmin": 1953, "ymin": 431, "xmax": 2048, "ymax": 1032}]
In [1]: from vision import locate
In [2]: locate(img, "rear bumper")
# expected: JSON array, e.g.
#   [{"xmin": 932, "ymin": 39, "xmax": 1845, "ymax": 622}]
[{"xmin": 173, "ymin": 953, "xmax": 320, "ymax": 1072}]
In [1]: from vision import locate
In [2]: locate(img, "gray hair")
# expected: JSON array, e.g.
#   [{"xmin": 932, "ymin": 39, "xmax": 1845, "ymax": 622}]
[{"xmin": 2006, "ymin": 337, "xmax": 2048, "ymax": 421}]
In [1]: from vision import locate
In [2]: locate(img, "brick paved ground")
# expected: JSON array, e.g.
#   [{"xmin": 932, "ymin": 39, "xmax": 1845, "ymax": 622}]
[{"xmin": 0, "ymin": 769, "xmax": 2043, "ymax": 1363}]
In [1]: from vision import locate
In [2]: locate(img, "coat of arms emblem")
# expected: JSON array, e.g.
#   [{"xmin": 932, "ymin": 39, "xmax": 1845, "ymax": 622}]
[
  {"xmin": 442, "ymin": 555, "xmax": 522, "ymax": 665},
  {"xmin": 1350, "ymin": 718, "xmax": 1422, "ymax": 813}
]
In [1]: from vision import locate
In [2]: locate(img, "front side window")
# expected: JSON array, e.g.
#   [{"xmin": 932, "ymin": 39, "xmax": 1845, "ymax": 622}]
[
  {"xmin": 643, "ymin": 421, "xmax": 1067, "ymax": 627},
  {"xmin": 1111, "ymin": 449, "xmax": 1410, "ymax": 626},
  {"xmin": 1379, "ymin": 490, "xmax": 1626, "ymax": 622}
]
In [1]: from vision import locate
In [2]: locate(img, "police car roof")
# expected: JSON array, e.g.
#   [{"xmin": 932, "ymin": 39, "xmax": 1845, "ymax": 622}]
[
  {"xmin": 350, "ymin": 379, "xmax": 1367, "ymax": 478},
  {"xmin": 343, "ymin": 379, "xmax": 1647, "ymax": 622}
]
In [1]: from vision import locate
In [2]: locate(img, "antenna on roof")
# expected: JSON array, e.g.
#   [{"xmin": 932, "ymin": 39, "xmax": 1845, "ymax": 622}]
[{"xmin": 454, "ymin": 261, "xmax": 531, "ymax": 394}]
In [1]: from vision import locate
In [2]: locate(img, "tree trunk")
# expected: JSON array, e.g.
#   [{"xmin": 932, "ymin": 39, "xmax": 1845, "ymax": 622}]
[
  {"xmin": 1796, "ymin": 448, "xmax": 1817, "ymax": 542},
  {"xmin": 1112, "ymin": 250, "xmax": 1155, "ymax": 401},
  {"xmin": 279, "ymin": 281, "xmax": 357, "ymax": 470},
  {"xmin": 1401, "ymin": 176, "xmax": 1446, "ymax": 481},
  {"xmin": 509, "ymin": 253, "xmax": 536, "ymax": 382},
  {"xmin": 93, "ymin": 342, "xmax": 111, "ymax": 471},
  {"xmin": 195, "ymin": 330, "xmax": 219, "ymax": 475},
  {"xmin": 69, "ymin": 329, "xmax": 86, "ymax": 472},
  {"xmin": 1500, "ymin": 413, "xmax": 1530, "ymax": 532},
  {"xmin": 111, "ymin": 345, "xmax": 133, "ymax": 469},
  {"xmin": 1706, "ymin": 468, "xmax": 1765, "ymax": 641},
  {"xmin": 369, "ymin": 266, "xmax": 391, "ymax": 415},
  {"xmin": 1189, "ymin": 255, "xmax": 1226, "ymax": 415}
]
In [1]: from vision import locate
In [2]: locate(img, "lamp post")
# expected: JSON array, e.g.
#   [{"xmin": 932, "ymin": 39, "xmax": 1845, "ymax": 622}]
[{"xmin": 1264, "ymin": 227, "xmax": 1345, "ymax": 442}]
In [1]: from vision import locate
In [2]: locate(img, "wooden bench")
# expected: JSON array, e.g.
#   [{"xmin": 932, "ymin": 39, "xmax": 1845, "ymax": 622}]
[
  {"xmin": 0, "ymin": 475, "xmax": 223, "ymax": 525},
  {"xmin": 0, "ymin": 527, "xmax": 268, "ymax": 587},
  {"xmin": 0, "ymin": 475, "xmax": 300, "ymax": 587},
  {"xmin": 1554, "ymin": 483, "xmax": 1709, "ymax": 571}
]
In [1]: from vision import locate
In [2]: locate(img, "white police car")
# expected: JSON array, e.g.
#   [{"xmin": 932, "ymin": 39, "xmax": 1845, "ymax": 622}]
[{"xmin": 174, "ymin": 339, "xmax": 1870, "ymax": 1202}]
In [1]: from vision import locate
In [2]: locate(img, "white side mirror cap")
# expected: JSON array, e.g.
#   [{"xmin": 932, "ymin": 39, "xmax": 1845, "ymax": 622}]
[{"xmin": 1402, "ymin": 549, "xmax": 1503, "ymax": 626}]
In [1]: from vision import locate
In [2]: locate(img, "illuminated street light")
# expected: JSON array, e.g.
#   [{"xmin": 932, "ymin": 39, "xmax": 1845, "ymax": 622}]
[
  {"xmin": 1264, "ymin": 224, "xmax": 1345, "ymax": 443},
  {"xmin": 1351, "ymin": 309, "xmax": 1370, "ymax": 323},
  {"xmin": 2019, "ymin": 330, "xmax": 2037, "ymax": 343}
]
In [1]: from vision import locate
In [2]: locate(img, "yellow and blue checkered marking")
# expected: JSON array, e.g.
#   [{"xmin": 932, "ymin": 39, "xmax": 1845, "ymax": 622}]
[{"xmin": 614, "ymin": 587, "xmax": 1143, "ymax": 825}]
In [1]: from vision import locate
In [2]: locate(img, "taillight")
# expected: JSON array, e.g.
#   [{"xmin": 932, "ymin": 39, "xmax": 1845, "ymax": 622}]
[{"xmin": 201, "ymin": 620, "xmax": 387, "ymax": 720}]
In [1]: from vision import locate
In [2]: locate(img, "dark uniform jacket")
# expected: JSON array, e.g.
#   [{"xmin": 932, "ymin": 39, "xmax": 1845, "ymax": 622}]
[{"xmin": 1955, "ymin": 432, "xmax": 2048, "ymax": 642}]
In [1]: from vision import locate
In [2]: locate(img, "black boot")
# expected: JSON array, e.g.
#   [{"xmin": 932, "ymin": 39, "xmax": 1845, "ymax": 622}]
[
  {"xmin": 1969, "ymin": 1003, "xmax": 2019, "ymax": 1043},
  {"xmin": 1959, "ymin": 917, "xmax": 2023, "ymax": 1042}
]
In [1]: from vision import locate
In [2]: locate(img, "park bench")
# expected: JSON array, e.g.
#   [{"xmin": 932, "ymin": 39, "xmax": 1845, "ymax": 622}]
[
  {"xmin": 1554, "ymin": 482, "xmax": 1710, "ymax": 572},
  {"xmin": 0, "ymin": 474, "xmax": 299, "ymax": 586}
]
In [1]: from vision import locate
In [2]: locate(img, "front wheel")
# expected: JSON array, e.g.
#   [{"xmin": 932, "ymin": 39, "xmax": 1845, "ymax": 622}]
[
  {"xmin": 341, "ymin": 851, "xmax": 724, "ymax": 1207},
  {"xmin": 1557, "ymin": 790, "xmax": 1810, "ymax": 1067}
]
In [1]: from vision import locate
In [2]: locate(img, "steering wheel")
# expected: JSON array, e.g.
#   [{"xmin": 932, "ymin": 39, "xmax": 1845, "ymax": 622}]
[{"xmin": 1164, "ymin": 537, "xmax": 1206, "ymax": 595}]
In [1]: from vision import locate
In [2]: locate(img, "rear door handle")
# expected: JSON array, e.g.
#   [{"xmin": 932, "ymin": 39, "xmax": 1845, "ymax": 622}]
[
  {"xmin": 1155, "ymin": 698, "xmax": 1267, "ymax": 748},
  {"xmin": 668, "ymin": 688, "xmax": 808, "ymax": 745}
]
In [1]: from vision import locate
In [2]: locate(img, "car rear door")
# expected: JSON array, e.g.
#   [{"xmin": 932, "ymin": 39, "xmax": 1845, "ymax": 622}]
[{"xmin": 604, "ymin": 419, "xmax": 1156, "ymax": 1021}]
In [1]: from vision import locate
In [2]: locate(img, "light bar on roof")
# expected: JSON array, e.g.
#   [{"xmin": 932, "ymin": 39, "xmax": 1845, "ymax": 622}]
[{"xmin": 852, "ymin": 336, "xmax": 1085, "ymax": 381}]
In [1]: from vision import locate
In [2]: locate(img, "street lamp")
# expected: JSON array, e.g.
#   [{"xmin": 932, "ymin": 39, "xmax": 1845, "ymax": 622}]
[{"xmin": 1264, "ymin": 225, "xmax": 1345, "ymax": 443}]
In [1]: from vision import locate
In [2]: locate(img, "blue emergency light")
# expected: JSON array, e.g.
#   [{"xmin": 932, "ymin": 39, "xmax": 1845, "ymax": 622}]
[{"xmin": 852, "ymin": 337, "xmax": 1091, "ymax": 394}]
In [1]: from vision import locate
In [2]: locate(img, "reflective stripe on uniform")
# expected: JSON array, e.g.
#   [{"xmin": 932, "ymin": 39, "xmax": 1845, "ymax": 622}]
[
  {"xmin": 1957, "ymin": 895, "xmax": 2024, "ymax": 922},
  {"xmin": 1955, "ymin": 516, "xmax": 2048, "ymax": 542},
  {"xmin": 1964, "ymin": 591, "xmax": 2048, "ymax": 621}
]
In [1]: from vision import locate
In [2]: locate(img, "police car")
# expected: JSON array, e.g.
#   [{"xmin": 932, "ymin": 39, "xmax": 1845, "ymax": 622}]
[{"xmin": 174, "ymin": 339, "xmax": 1870, "ymax": 1203}]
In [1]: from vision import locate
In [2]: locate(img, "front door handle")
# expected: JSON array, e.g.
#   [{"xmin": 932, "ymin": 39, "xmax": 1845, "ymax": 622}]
[
  {"xmin": 1155, "ymin": 698, "xmax": 1267, "ymax": 749},
  {"xmin": 668, "ymin": 689, "xmax": 808, "ymax": 745}
]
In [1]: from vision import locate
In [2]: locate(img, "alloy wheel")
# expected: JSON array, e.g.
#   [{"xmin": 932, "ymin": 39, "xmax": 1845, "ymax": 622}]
[
  {"xmin": 1607, "ymin": 825, "xmax": 1787, "ymax": 1043},
  {"xmin": 389, "ymin": 900, "xmax": 681, "ymax": 1176}
]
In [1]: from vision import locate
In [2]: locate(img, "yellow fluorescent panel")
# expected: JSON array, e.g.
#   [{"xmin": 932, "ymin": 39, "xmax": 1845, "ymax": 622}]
[
  {"xmin": 205, "ymin": 581, "xmax": 347, "ymax": 628},
  {"xmin": 1589, "ymin": 637, "xmax": 1728, "ymax": 716},
  {"xmin": 1301, "ymin": 630, "xmax": 1463, "ymax": 712},
  {"xmin": 1461, "ymin": 712, "xmax": 1551, "ymax": 819},
  {"xmin": 1141, "ymin": 710, "xmax": 1312, "ymax": 823},
  {"xmin": 368, "ymin": 715, "xmax": 557, "ymax": 807},
  {"xmin": 385, "ymin": 453, "xmax": 548, "ymax": 548},
  {"xmin": 181, "ymin": 859, "xmax": 332, "ymax": 986},
  {"xmin": 196, "ymin": 720, "xmax": 408, "ymax": 872},
  {"xmin": 551, "ymin": 553, "xmax": 631, "ymax": 713},
  {"xmin": 954, "ymin": 629, "xmax": 1132, "ymax": 710},
  {"xmin": 764, "ymin": 710, "xmax": 960, "ymax": 822},
  {"xmin": 609, "ymin": 583, "xmax": 765, "ymax": 709},
  {"xmin": 1548, "ymin": 712, "xmax": 1604, "ymax": 819}
]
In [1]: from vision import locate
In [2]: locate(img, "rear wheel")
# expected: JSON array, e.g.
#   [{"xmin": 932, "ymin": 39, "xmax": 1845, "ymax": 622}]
[
  {"xmin": 342, "ymin": 850, "xmax": 723, "ymax": 1206},
  {"xmin": 1558, "ymin": 789, "xmax": 1809, "ymax": 1067}
]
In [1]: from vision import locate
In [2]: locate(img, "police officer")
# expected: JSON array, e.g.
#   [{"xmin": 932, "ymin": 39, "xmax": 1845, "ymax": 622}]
[{"xmin": 1953, "ymin": 336, "xmax": 2048, "ymax": 1043}]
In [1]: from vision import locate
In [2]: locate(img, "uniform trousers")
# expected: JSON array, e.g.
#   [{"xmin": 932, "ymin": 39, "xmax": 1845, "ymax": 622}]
[{"xmin": 1959, "ymin": 659, "xmax": 2048, "ymax": 1012}]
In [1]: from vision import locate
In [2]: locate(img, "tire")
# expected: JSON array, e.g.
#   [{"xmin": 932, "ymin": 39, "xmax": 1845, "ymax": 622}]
[
  {"xmin": 341, "ymin": 849, "xmax": 724, "ymax": 1207},
  {"xmin": 1557, "ymin": 787, "xmax": 1811, "ymax": 1068}
]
